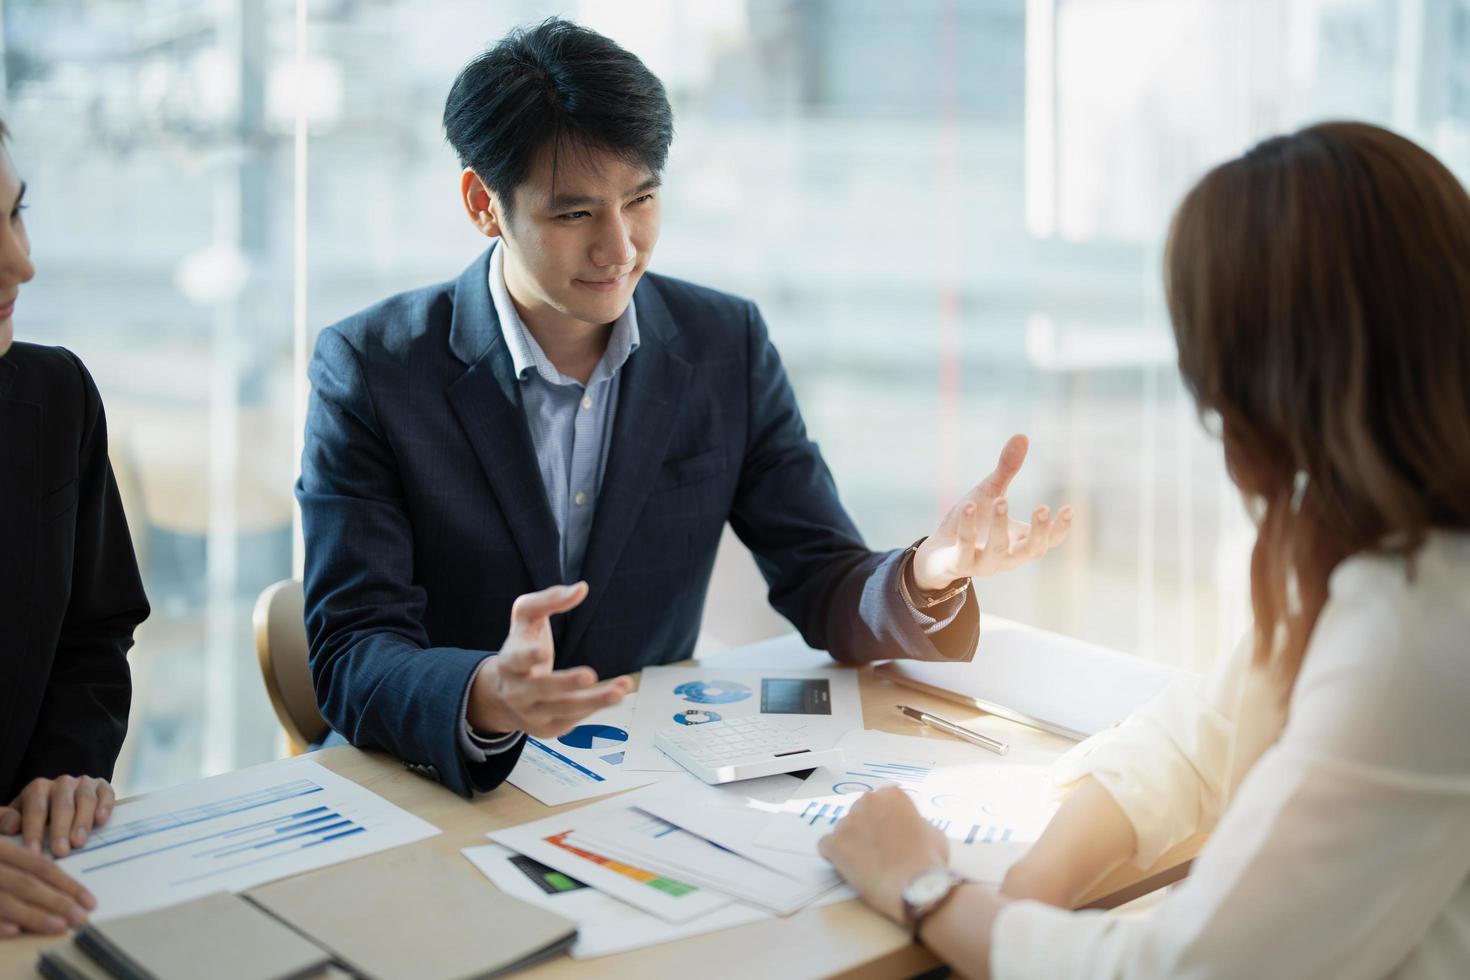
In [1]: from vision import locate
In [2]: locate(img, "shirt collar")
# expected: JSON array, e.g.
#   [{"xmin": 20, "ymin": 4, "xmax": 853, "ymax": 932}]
[{"xmin": 489, "ymin": 240, "xmax": 640, "ymax": 387}]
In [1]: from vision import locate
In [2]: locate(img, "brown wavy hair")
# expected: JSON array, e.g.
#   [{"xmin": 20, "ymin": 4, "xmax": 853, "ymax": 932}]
[{"xmin": 1166, "ymin": 121, "xmax": 1470, "ymax": 689}]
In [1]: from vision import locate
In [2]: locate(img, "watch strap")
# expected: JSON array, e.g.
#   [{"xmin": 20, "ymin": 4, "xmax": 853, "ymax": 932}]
[{"xmin": 902, "ymin": 538, "xmax": 969, "ymax": 609}]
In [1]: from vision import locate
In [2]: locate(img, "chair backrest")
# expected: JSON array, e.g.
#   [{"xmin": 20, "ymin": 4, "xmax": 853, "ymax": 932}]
[{"xmin": 252, "ymin": 579, "xmax": 328, "ymax": 754}]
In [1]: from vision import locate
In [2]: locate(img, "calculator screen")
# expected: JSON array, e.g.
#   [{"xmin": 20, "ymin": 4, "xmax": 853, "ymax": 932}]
[{"xmin": 760, "ymin": 678, "xmax": 832, "ymax": 715}]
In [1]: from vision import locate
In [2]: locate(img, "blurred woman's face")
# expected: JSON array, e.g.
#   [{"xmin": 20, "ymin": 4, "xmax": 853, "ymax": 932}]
[{"xmin": 0, "ymin": 146, "xmax": 35, "ymax": 358}]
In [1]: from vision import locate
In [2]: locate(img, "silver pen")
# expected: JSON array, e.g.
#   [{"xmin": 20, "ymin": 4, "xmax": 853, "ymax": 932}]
[{"xmin": 897, "ymin": 704, "xmax": 1009, "ymax": 756}]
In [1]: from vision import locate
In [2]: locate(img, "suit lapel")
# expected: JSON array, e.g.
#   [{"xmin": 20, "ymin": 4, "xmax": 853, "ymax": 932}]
[
  {"xmin": 443, "ymin": 249, "xmax": 564, "ymax": 595},
  {"xmin": 561, "ymin": 280, "xmax": 691, "ymax": 660}
]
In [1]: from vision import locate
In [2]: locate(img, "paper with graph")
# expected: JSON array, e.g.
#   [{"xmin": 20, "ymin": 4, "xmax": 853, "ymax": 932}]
[
  {"xmin": 752, "ymin": 729, "xmax": 1059, "ymax": 882},
  {"xmin": 41, "ymin": 758, "xmax": 439, "ymax": 921}
]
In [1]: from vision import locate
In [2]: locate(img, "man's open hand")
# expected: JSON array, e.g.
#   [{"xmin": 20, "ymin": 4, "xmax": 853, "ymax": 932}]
[
  {"xmin": 466, "ymin": 582, "xmax": 632, "ymax": 738},
  {"xmin": 912, "ymin": 434, "xmax": 1073, "ymax": 592}
]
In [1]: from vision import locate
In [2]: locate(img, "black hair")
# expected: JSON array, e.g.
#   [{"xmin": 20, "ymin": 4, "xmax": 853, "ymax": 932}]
[{"xmin": 443, "ymin": 18, "xmax": 673, "ymax": 222}]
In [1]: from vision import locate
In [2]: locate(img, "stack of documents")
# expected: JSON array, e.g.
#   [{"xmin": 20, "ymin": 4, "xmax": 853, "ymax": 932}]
[
  {"xmin": 473, "ymin": 774, "xmax": 850, "ymax": 959},
  {"xmin": 473, "ymin": 661, "xmax": 1061, "ymax": 959},
  {"xmin": 473, "ymin": 727, "xmax": 1061, "ymax": 958}
]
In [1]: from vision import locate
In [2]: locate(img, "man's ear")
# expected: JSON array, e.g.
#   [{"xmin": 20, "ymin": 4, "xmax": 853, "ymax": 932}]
[{"xmin": 460, "ymin": 168, "xmax": 505, "ymax": 239}]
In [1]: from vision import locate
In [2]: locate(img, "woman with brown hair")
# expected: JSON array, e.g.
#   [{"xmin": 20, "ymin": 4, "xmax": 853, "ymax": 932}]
[{"xmin": 820, "ymin": 121, "xmax": 1470, "ymax": 978}]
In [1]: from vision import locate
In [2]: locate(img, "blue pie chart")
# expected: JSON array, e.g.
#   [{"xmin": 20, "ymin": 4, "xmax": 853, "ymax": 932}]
[
  {"xmin": 557, "ymin": 724, "xmax": 630, "ymax": 751},
  {"xmin": 674, "ymin": 680, "xmax": 752, "ymax": 704}
]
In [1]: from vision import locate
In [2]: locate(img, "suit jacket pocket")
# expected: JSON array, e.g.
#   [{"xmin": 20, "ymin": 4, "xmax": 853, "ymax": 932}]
[
  {"xmin": 40, "ymin": 479, "xmax": 78, "ymax": 523},
  {"xmin": 653, "ymin": 448, "xmax": 727, "ymax": 492}
]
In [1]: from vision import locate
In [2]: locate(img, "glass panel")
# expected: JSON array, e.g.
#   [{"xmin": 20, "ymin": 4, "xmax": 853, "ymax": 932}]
[{"xmin": 10, "ymin": 0, "xmax": 1470, "ymax": 788}]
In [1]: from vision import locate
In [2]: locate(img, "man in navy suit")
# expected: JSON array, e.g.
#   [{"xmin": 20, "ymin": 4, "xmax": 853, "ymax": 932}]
[{"xmin": 297, "ymin": 18, "xmax": 1072, "ymax": 797}]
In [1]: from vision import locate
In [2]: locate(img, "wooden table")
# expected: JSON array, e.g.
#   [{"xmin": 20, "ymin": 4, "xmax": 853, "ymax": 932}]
[{"xmin": 0, "ymin": 648, "xmax": 1197, "ymax": 980}]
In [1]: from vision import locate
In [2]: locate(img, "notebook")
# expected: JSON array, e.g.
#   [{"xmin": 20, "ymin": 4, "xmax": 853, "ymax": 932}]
[
  {"xmin": 246, "ymin": 845, "xmax": 577, "ymax": 980},
  {"xmin": 877, "ymin": 617, "xmax": 1183, "ymax": 740}
]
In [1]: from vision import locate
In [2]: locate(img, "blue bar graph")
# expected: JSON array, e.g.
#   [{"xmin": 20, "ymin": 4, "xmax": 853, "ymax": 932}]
[
  {"xmin": 81, "ymin": 780, "xmax": 324, "ymax": 856},
  {"xmin": 843, "ymin": 761, "xmax": 932, "ymax": 784}
]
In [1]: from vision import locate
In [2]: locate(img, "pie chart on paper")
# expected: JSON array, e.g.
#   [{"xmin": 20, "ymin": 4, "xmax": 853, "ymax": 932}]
[{"xmin": 557, "ymin": 725, "xmax": 630, "ymax": 752}]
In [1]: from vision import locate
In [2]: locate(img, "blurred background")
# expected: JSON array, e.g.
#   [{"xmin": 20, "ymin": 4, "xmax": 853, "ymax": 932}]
[{"xmin": 8, "ymin": 0, "xmax": 1470, "ymax": 794}]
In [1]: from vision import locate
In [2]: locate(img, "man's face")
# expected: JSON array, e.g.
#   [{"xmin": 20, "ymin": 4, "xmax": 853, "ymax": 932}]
[{"xmin": 495, "ymin": 144, "xmax": 661, "ymax": 333}]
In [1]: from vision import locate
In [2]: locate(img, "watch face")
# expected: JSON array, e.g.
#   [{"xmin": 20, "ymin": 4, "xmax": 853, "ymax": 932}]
[{"xmin": 904, "ymin": 868, "xmax": 956, "ymax": 906}]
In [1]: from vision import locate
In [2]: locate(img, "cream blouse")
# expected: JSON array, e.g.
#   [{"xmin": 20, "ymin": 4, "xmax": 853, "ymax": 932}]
[{"xmin": 992, "ymin": 532, "xmax": 1470, "ymax": 979}]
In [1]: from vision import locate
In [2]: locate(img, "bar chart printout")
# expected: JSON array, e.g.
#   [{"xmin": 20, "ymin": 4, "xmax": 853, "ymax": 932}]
[{"xmin": 34, "ymin": 759, "xmax": 439, "ymax": 921}]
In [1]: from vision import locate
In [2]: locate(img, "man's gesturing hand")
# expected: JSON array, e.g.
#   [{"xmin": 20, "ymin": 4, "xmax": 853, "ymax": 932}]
[
  {"xmin": 466, "ymin": 582, "xmax": 632, "ymax": 739},
  {"xmin": 912, "ymin": 434, "xmax": 1073, "ymax": 593}
]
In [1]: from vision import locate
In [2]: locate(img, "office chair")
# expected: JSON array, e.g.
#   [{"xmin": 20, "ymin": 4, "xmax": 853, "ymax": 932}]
[{"xmin": 252, "ymin": 579, "xmax": 329, "ymax": 755}]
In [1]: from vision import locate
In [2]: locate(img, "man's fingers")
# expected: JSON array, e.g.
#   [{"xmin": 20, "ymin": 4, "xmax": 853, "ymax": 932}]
[
  {"xmin": 495, "ymin": 638, "xmax": 553, "ymax": 679},
  {"xmin": 1022, "ymin": 507, "xmax": 1052, "ymax": 561},
  {"xmin": 48, "ymin": 779, "xmax": 77, "ymax": 858},
  {"xmin": 1049, "ymin": 506, "xmax": 1074, "ymax": 546},
  {"xmin": 509, "ymin": 582, "xmax": 589, "ymax": 633},
  {"xmin": 0, "ymin": 892, "xmax": 68, "ymax": 935},
  {"xmin": 95, "ymin": 782, "xmax": 115, "ymax": 827},
  {"xmin": 0, "ymin": 864, "xmax": 86, "ymax": 927},
  {"xmin": 528, "ymin": 679, "xmax": 631, "ymax": 729},
  {"xmin": 70, "ymin": 780, "xmax": 99, "ymax": 850},
  {"xmin": 19, "ymin": 786, "xmax": 49, "ymax": 853},
  {"xmin": 975, "ymin": 498, "xmax": 1010, "ymax": 573},
  {"xmin": 0, "ymin": 842, "xmax": 95, "ymax": 910},
  {"xmin": 977, "ymin": 433, "xmax": 1029, "ymax": 498},
  {"xmin": 531, "ymin": 666, "xmax": 599, "ymax": 696},
  {"xmin": 956, "ymin": 501, "xmax": 978, "ymax": 561},
  {"xmin": 0, "ymin": 807, "xmax": 18, "ymax": 837}
]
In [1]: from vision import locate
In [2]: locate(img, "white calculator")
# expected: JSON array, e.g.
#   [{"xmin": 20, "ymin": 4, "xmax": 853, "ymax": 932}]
[{"xmin": 654, "ymin": 716, "xmax": 844, "ymax": 784}]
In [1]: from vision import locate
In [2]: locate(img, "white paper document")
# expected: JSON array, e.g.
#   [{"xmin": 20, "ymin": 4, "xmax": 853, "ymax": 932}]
[
  {"xmin": 487, "ymin": 794, "xmax": 732, "ymax": 923},
  {"xmin": 570, "ymin": 801, "xmax": 842, "ymax": 915},
  {"xmin": 752, "ymin": 730, "xmax": 1058, "ymax": 882},
  {"xmin": 508, "ymin": 695, "xmax": 665, "ymax": 806},
  {"xmin": 624, "ymin": 666, "xmax": 863, "ymax": 772},
  {"xmin": 48, "ymin": 758, "xmax": 439, "ymax": 921},
  {"xmin": 632, "ymin": 772, "xmax": 840, "ymax": 887},
  {"xmin": 463, "ymin": 844, "xmax": 770, "ymax": 959}
]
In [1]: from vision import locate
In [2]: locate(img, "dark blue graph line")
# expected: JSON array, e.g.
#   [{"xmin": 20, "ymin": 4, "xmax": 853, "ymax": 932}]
[
  {"xmin": 208, "ymin": 819, "xmax": 353, "ymax": 858},
  {"xmin": 171, "ymin": 827, "xmax": 367, "ymax": 885},
  {"xmin": 274, "ymin": 813, "xmax": 342, "ymax": 835}
]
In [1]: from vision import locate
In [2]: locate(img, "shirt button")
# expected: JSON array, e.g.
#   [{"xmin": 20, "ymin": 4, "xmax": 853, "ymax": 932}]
[
  {"xmin": 574, "ymin": 491, "xmax": 588, "ymax": 506},
  {"xmin": 581, "ymin": 395, "xmax": 593, "ymax": 410}
]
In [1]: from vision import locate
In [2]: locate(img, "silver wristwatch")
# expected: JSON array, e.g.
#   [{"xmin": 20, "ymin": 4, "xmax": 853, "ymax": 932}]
[{"xmin": 901, "ymin": 867, "xmax": 966, "ymax": 943}]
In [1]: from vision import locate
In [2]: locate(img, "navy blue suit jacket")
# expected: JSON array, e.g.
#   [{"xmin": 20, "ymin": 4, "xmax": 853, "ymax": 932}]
[{"xmin": 297, "ymin": 249, "xmax": 978, "ymax": 797}]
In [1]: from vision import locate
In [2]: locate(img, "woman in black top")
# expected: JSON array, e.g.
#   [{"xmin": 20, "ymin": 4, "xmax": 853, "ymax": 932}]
[{"xmin": 0, "ymin": 120, "xmax": 149, "ymax": 937}]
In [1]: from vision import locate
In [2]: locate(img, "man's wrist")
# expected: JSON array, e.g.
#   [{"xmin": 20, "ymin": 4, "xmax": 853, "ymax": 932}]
[
  {"xmin": 904, "ymin": 539, "xmax": 969, "ymax": 604},
  {"xmin": 466, "ymin": 659, "xmax": 514, "ymax": 735}
]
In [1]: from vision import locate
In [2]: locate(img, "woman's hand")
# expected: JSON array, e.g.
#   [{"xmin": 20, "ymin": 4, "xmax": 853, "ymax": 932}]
[
  {"xmin": 2, "ymin": 775, "xmax": 116, "ymax": 857},
  {"xmin": 818, "ymin": 786, "xmax": 950, "ymax": 922},
  {"xmin": 0, "ymin": 840, "xmax": 94, "ymax": 937}
]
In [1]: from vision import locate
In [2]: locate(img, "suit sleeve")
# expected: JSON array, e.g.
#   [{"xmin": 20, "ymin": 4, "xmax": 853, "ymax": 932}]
[
  {"xmin": 16, "ymin": 352, "xmax": 148, "ymax": 785},
  {"xmin": 728, "ymin": 303, "xmax": 978, "ymax": 664},
  {"xmin": 298, "ymin": 327, "xmax": 524, "ymax": 797}
]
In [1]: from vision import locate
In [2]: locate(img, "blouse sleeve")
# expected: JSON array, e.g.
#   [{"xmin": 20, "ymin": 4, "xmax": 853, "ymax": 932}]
[
  {"xmin": 1048, "ymin": 637, "xmax": 1256, "ymax": 867},
  {"xmin": 991, "ymin": 547, "xmax": 1470, "ymax": 979}
]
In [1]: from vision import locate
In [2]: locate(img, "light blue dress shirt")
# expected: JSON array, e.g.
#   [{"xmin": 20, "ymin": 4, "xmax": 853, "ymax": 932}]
[
  {"xmin": 488, "ymin": 242, "xmax": 640, "ymax": 581},
  {"xmin": 460, "ymin": 242, "xmax": 640, "ymax": 760}
]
